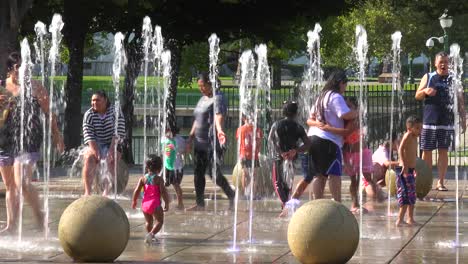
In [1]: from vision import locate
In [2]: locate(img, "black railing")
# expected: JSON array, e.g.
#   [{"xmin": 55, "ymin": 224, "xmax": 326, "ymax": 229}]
[{"xmin": 129, "ymin": 83, "xmax": 468, "ymax": 167}]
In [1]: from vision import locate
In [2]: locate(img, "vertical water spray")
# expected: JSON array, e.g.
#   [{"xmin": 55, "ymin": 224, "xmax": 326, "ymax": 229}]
[
  {"xmin": 388, "ymin": 31, "xmax": 402, "ymax": 217},
  {"xmin": 45, "ymin": 13, "xmax": 64, "ymax": 240},
  {"xmin": 355, "ymin": 25, "xmax": 368, "ymax": 239},
  {"xmin": 232, "ymin": 50, "xmax": 256, "ymax": 251},
  {"xmin": 161, "ymin": 49, "xmax": 171, "ymax": 158},
  {"xmin": 252, "ymin": 44, "xmax": 270, "ymax": 241},
  {"xmin": 142, "ymin": 16, "xmax": 152, "ymax": 173},
  {"xmin": 18, "ymin": 38, "xmax": 34, "ymax": 243},
  {"xmin": 152, "ymin": 26, "xmax": 164, "ymax": 156},
  {"xmin": 449, "ymin": 43, "xmax": 463, "ymax": 247},
  {"xmin": 112, "ymin": 32, "xmax": 126, "ymax": 198},
  {"xmin": 208, "ymin": 33, "xmax": 220, "ymax": 213},
  {"xmin": 298, "ymin": 23, "xmax": 323, "ymax": 123}
]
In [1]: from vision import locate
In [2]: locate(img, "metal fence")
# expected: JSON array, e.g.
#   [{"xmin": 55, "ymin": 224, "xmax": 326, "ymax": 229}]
[{"xmin": 129, "ymin": 83, "xmax": 468, "ymax": 167}]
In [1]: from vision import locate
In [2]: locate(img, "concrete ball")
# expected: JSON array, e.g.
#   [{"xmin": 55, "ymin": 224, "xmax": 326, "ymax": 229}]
[
  {"xmin": 287, "ymin": 199, "xmax": 359, "ymax": 264},
  {"xmin": 58, "ymin": 196, "xmax": 130, "ymax": 262},
  {"xmin": 231, "ymin": 155, "xmax": 274, "ymax": 197},
  {"xmin": 415, "ymin": 157, "xmax": 433, "ymax": 199},
  {"xmin": 385, "ymin": 169, "xmax": 397, "ymax": 196}
]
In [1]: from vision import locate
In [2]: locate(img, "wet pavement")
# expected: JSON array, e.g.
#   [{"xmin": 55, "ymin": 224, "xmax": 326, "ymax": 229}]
[{"xmin": 0, "ymin": 169, "xmax": 467, "ymax": 263}]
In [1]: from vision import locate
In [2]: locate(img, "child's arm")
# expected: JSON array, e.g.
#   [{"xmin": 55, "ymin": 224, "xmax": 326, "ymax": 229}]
[
  {"xmin": 398, "ymin": 132, "xmax": 410, "ymax": 174},
  {"xmin": 131, "ymin": 178, "xmax": 145, "ymax": 209},
  {"xmin": 159, "ymin": 177, "xmax": 170, "ymax": 211}
]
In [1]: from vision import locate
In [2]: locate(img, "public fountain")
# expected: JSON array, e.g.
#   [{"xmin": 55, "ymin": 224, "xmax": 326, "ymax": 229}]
[
  {"xmin": 209, "ymin": 33, "xmax": 221, "ymax": 213},
  {"xmin": 388, "ymin": 31, "xmax": 402, "ymax": 217},
  {"xmin": 354, "ymin": 24, "xmax": 368, "ymax": 238},
  {"xmin": 449, "ymin": 43, "xmax": 463, "ymax": 248}
]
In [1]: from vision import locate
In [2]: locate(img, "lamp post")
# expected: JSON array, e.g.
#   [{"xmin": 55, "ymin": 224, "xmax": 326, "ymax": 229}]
[
  {"xmin": 439, "ymin": 12, "xmax": 453, "ymax": 52},
  {"xmin": 425, "ymin": 10, "xmax": 453, "ymax": 52}
]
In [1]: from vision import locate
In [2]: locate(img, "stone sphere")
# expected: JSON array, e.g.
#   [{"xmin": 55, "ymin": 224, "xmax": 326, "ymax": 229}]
[
  {"xmin": 385, "ymin": 169, "xmax": 397, "ymax": 196},
  {"xmin": 58, "ymin": 196, "xmax": 130, "ymax": 262},
  {"xmin": 415, "ymin": 157, "xmax": 433, "ymax": 199},
  {"xmin": 288, "ymin": 199, "xmax": 359, "ymax": 264},
  {"xmin": 231, "ymin": 155, "xmax": 275, "ymax": 197}
]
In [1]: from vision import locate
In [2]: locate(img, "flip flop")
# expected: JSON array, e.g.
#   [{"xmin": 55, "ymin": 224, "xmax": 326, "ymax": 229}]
[{"xmin": 436, "ymin": 186, "xmax": 448, "ymax": 191}]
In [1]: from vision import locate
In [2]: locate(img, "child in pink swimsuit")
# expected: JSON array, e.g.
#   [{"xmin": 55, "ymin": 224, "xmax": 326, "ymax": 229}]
[{"xmin": 132, "ymin": 154, "xmax": 169, "ymax": 244}]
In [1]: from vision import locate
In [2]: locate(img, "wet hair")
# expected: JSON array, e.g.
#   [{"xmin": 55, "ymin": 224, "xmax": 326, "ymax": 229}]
[
  {"xmin": 145, "ymin": 154, "xmax": 162, "ymax": 173},
  {"xmin": 345, "ymin": 96, "xmax": 358, "ymax": 109},
  {"xmin": 198, "ymin": 72, "xmax": 221, "ymax": 91},
  {"xmin": 406, "ymin": 115, "xmax": 422, "ymax": 127},
  {"xmin": 92, "ymin": 89, "xmax": 111, "ymax": 108},
  {"xmin": 283, "ymin": 101, "xmax": 298, "ymax": 118},
  {"xmin": 315, "ymin": 70, "xmax": 348, "ymax": 123},
  {"xmin": 435, "ymin": 51, "xmax": 449, "ymax": 60},
  {"xmin": 6, "ymin": 52, "xmax": 21, "ymax": 74}
]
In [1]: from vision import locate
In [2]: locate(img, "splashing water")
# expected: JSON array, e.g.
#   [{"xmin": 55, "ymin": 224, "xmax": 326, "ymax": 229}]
[
  {"xmin": 112, "ymin": 32, "xmax": 126, "ymax": 199},
  {"xmin": 388, "ymin": 31, "xmax": 402, "ymax": 216},
  {"xmin": 18, "ymin": 38, "xmax": 34, "ymax": 243},
  {"xmin": 209, "ymin": 33, "xmax": 220, "ymax": 213},
  {"xmin": 232, "ymin": 50, "xmax": 256, "ymax": 251},
  {"xmin": 152, "ymin": 25, "xmax": 165, "ymax": 158},
  {"xmin": 354, "ymin": 25, "xmax": 368, "ymax": 239},
  {"xmin": 450, "ymin": 43, "xmax": 464, "ymax": 248},
  {"xmin": 298, "ymin": 23, "xmax": 323, "ymax": 123},
  {"xmin": 141, "ymin": 16, "xmax": 152, "ymax": 174},
  {"xmin": 42, "ymin": 14, "xmax": 64, "ymax": 240}
]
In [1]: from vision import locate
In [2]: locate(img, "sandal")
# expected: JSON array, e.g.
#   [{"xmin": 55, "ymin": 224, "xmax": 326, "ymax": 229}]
[{"xmin": 436, "ymin": 186, "xmax": 448, "ymax": 191}]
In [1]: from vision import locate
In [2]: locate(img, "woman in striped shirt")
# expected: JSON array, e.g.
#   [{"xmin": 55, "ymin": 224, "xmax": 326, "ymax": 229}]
[{"xmin": 82, "ymin": 90, "xmax": 125, "ymax": 196}]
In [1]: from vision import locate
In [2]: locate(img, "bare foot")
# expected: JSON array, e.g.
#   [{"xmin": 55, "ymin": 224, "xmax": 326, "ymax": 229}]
[
  {"xmin": 186, "ymin": 205, "xmax": 205, "ymax": 211},
  {"xmin": 395, "ymin": 219, "xmax": 408, "ymax": 227},
  {"xmin": 0, "ymin": 226, "xmax": 17, "ymax": 235},
  {"xmin": 278, "ymin": 208, "xmax": 288, "ymax": 218},
  {"xmin": 176, "ymin": 204, "xmax": 185, "ymax": 211},
  {"xmin": 350, "ymin": 206, "xmax": 368, "ymax": 214},
  {"xmin": 406, "ymin": 220, "xmax": 419, "ymax": 226}
]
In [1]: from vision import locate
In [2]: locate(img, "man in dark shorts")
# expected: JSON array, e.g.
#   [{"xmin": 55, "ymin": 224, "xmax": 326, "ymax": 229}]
[
  {"xmin": 268, "ymin": 101, "xmax": 311, "ymax": 217},
  {"xmin": 415, "ymin": 52, "xmax": 466, "ymax": 191}
]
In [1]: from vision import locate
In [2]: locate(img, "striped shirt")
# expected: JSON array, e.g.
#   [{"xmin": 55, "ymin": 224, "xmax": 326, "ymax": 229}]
[{"xmin": 82, "ymin": 105, "xmax": 125, "ymax": 146}]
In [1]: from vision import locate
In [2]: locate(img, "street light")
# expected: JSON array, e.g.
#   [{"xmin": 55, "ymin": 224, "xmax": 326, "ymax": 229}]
[{"xmin": 425, "ymin": 10, "xmax": 453, "ymax": 52}]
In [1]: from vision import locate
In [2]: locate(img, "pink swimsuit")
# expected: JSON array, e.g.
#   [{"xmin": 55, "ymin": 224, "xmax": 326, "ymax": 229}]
[{"xmin": 141, "ymin": 174, "xmax": 161, "ymax": 214}]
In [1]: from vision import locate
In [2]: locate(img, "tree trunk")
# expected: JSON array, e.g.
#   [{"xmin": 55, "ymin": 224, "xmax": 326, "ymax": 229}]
[
  {"xmin": 271, "ymin": 57, "xmax": 282, "ymax": 90},
  {"xmin": 0, "ymin": 0, "xmax": 33, "ymax": 80},
  {"xmin": 166, "ymin": 39, "xmax": 182, "ymax": 134},
  {"xmin": 63, "ymin": 1, "xmax": 90, "ymax": 150},
  {"xmin": 121, "ymin": 40, "xmax": 143, "ymax": 165}
]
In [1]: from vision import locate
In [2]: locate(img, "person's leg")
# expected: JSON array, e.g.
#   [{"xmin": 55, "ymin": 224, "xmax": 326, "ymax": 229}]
[
  {"xmin": 437, "ymin": 148, "xmax": 448, "ymax": 189},
  {"xmin": 14, "ymin": 160, "xmax": 43, "ymax": 229},
  {"xmin": 272, "ymin": 160, "xmax": 290, "ymax": 204},
  {"xmin": 82, "ymin": 148, "xmax": 98, "ymax": 196},
  {"xmin": 188, "ymin": 148, "xmax": 207, "ymax": 210},
  {"xmin": 143, "ymin": 212, "xmax": 153, "ymax": 233},
  {"xmin": 241, "ymin": 167, "xmax": 248, "ymax": 194},
  {"xmin": 103, "ymin": 150, "xmax": 121, "ymax": 196},
  {"xmin": 0, "ymin": 164, "xmax": 18, "ymax": 233},
  {"xmin": 396, "ymin": 205, "xmax": 407, "ymax": 227},
  {"xmin": 150, "ymin": 207, "xmax": 164, "ymax": 236},
  {"xmin": 349, "ymin": 175, "xmax": 359, "ymax": 210},
  {"xmin": 312, "ymin": 175, "xmax": 327, "ymax": 199},
  {"xmin": 328, "ymin": 175, "xmax": 342, "ymax": 202},
  {"xmin": 173, "ymin": 183, "xmax": 184, "ymax": 209},
  {"xmin": 292, "ymin": 153, "xmax": 314, "ymax": 199}
]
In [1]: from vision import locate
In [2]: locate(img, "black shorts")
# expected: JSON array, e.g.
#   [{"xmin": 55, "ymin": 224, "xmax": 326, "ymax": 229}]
[
  {"xmin": 308, "ymin": 136, "xmax": 342, "ymax": 176},
  {"xmin": 164, "ymin": 168, "xmax": 183, "ymax": 186},
  {"xmin": 241, "ymin": 159, "xmax": 260, "ymax": 168}
]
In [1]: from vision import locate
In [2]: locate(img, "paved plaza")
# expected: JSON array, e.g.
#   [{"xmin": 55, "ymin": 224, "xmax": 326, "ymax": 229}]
[{"xmin": 0, "ymin": 167, "xmax": 467, "ymax": 263}]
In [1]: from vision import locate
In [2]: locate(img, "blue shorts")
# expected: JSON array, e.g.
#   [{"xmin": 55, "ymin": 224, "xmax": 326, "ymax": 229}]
[
  {"xmin": 0, "ymin": 150, "xmax": 13, "ymax": 166},
  {"xmin": 420, "ymin": 125, "xmax": 454, "ymax": 151}
]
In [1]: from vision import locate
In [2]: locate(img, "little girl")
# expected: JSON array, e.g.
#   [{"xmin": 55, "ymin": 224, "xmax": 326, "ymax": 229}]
[{"xmin": 132, "ymin": 154, "xmax": 169, "ymax": 244}]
